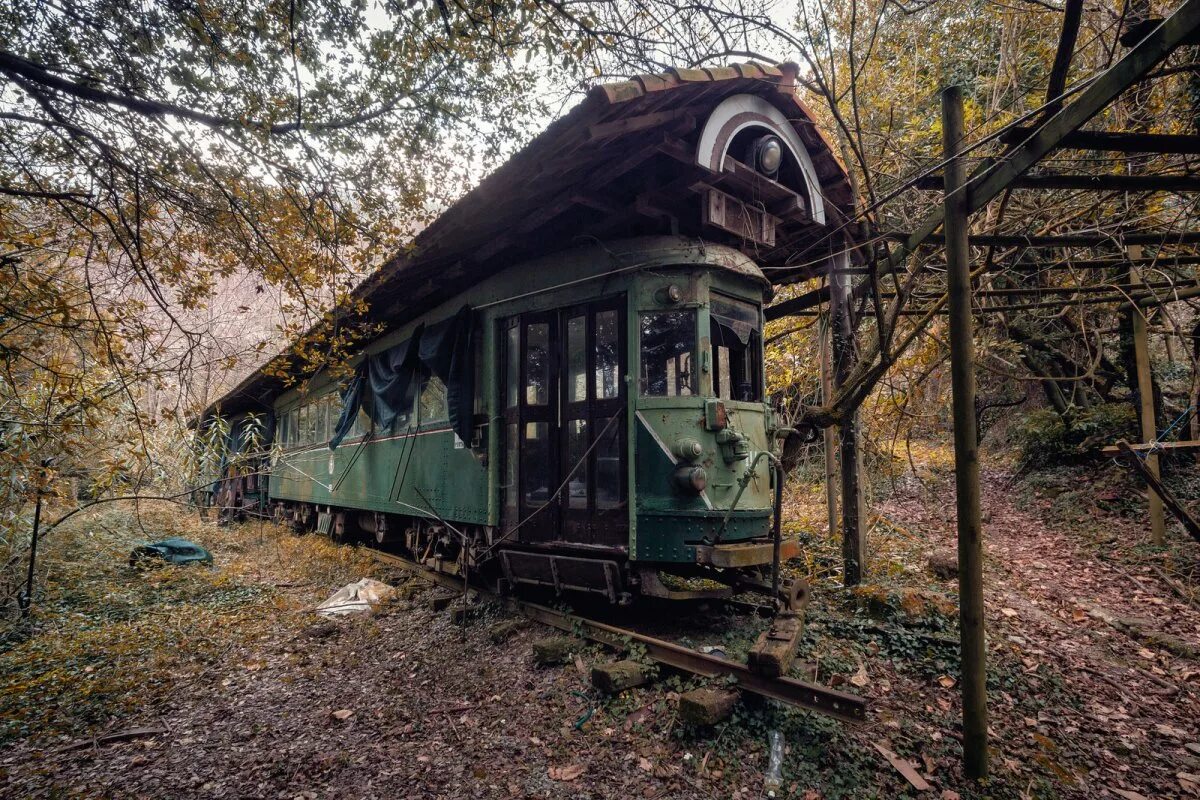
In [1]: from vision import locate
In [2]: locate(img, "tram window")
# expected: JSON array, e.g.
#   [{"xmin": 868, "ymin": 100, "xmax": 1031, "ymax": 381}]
[
  {"xmin": 315, "ymin": 398, "xmax": 328, "ymax": 443},
  {"xmin": 566, "ymin": 315, "xmax": 586, "ymax": 403},
  {"xmin": 504, "ymin": 423, "xmax": 518, "ymax": 510},
  {"xmin": 505, "ymin": 324, "xmax": 519, "ymax": 409},
  {"xmin": 595, "ymin": 416, "xmax": 622, "ymax": 509},
  {"xmin": 391, "ymin": 391, "xmax": 413, "ymax": 431},
  {"xmin": 640, "ymin": 311, "xmax": 695, "ymax": 396},
  {"xmin": 286, "ymin": 408, "xmax": 297, "ymax": 447},
  {"xmin": 525, "ymin": 322, "xmax": 550, "ymax": 406},
  {"xmin": 595, "ymin": 310, "xmax": 619, "ymax": 400},
  {"xmin": 328, "ymin": 395, "xmax": 339, "ymax": 437},
  {"xmin": 566, "ymin": 418, "xmax": 588, "ymax": 509},
  {"xmin": 298, "ymin": 405, "xmax": 310, "ymax": 445},
  {"xmin": 352, "ymin": 405, "xmax": 370, "ymax": 438},
  {"xmin": 419, "ymin": 375, "xmax": 449, "ymax": 424},
  {"xmin": 710, "ymin": 295, "xmax": 762, "ymax": 402},
  {"xmin": 523, "ymin": 422, "xmax": 551, "ymax": 506}
]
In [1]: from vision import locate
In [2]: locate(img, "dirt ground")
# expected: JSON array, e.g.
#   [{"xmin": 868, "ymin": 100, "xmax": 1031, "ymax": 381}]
[{"xmin": 1, "ymin": 453, "xmax": 1199, "ymax": 799}]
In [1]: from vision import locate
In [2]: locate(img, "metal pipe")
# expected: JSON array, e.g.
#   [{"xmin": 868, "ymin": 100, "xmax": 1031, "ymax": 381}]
[
  {"xmin": 771, "ymin": 457, "xmax": 784, "ymax": 609},
  {"xmin": 715, "ymin": 449, "xmax": 770, "ymax": 543}
]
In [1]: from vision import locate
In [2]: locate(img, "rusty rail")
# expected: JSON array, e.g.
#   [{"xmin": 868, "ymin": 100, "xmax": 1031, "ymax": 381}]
[{"xmin": 369, "ymin": 549, "xmax": 868, "ymax": 724}]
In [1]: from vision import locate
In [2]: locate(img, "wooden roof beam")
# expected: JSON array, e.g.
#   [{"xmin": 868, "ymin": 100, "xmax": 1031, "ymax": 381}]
[
  {"xmin": 1120, "ymin": 16, "xmax": 1200, "ymax": 46},
  {"xmin": 883, "ymin": 230, "xmax": 1200, "ymax": 247},
  {"xmin": 871, "ymin": 0, "xmax": 1200, "ymax": 294},
  {"xmin": 997, "ymin": 127, "xmax": 1200, "ymax": 154},
  {"xmin": 912, "ymin": 172, "xmax": 1200, "ymax": 192}
]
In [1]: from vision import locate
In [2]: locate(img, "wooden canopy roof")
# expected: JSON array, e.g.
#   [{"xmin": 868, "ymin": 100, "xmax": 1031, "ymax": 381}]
[{"xmin": 209, "ymin": 62, "xmax": 853, "ymax": 417}]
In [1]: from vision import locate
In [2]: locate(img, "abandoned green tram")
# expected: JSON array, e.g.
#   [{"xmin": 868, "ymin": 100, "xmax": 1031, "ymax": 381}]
[{"xmin": 206, "ymin": 62, "xmax": 855, "ymax": 610}]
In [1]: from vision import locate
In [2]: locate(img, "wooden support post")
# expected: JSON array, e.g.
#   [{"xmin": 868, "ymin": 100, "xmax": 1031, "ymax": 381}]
[
  {"xmin": 819, "ymin": 307, "xmax": 839, "ymax": 538},
  {"xmin": 942, "ymin": 86, "xmax": 988, "ymax": 781},
  {"xmin": 1129, "ymin": 244, "xmax": 1167, "ymax": 545},
  {"xmin": 830, "ymin": 254, "xmax": 865, "ymax": 585}
]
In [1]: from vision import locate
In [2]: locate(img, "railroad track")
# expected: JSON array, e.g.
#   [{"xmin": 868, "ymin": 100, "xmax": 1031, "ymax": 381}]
[{"xmin": 369, "ymin": 549, "xmax": 868, "ymax": 725}]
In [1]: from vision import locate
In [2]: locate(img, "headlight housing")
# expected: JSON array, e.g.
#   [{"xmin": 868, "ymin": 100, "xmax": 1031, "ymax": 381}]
[{"xmin": 673, "ymin": 465, "xmax": 707, "ymax": 494}]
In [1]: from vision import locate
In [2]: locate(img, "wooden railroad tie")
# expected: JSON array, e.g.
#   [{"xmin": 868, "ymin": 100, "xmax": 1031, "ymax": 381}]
[
  {"xmin": 590, "ymin": 660, "xmax": 649, "ymax": 694},
  {"xmin": 747, "ymin": 611, "xmax": 804, "ymax": 678},
  {"xmin": 532, "ymin": 636, "xmax": 581, "ymax": 667},
  {"xmin": 678, "ymin": 688, "xmax": 740, "ymax": 726}
]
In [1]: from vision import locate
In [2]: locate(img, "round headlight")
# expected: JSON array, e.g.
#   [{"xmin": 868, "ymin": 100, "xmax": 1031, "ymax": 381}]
[
  {"xmin": 673, "ymin": 438, "xmax": 703, "ymax": 460},
  {"xmin": 674, "ymin": 465, "xmax": 707, "ymax": 494},
  {"xmin": 756, "ymin": 136, "xmax": 783, "ymax": 175}
]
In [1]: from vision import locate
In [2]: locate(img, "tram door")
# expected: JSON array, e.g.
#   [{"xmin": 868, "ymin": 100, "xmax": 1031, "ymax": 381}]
[{"xmin": 502, "ymin": 298, "xmax": 627, "ymax": 547}]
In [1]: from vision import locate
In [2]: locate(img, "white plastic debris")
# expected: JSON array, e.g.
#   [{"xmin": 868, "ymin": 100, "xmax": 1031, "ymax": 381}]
[
  {"xmin": 315, "ymin": 578, "xmax": 395, "ymax": 617},
  {"xmin": 763, "ymin": 729, "xmax": 784, "ymax": 796}
]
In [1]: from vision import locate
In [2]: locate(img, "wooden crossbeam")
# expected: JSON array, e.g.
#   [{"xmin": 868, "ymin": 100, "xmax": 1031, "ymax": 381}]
[
  {"xmin": 1120, "ymin": 16, "xmax": 1200, "ymax": 46},
  {"xmin": 998, "ymin": 127, "xmax": 1200, "ymax": 154},
  {"xmin": 884, "ymin": 230, "xmax": 1200, "ymax": 247},
  {"xmin": 1114, "ymin": 440, "xmax": 1200, "ymax": 544},
  {"xmin": 1101, "ymin": 439, "xmax": 1200, "ymax": 456},
  {"xmin": 864, "ymin": 0, "xmax": 1200, "ymax": 303},
  {"xmin": 912, "ymin": 173, "xmax": 1200, "ymax": 192},
  {"xmin": 1121, "ymin": 283, "xmax": 1200, "ymax": 309}
]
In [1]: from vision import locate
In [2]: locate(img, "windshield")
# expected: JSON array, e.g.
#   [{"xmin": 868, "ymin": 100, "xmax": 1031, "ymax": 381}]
[{"xmin": 710, "ymin": 295, "xmax": 762, "ymax": 402}]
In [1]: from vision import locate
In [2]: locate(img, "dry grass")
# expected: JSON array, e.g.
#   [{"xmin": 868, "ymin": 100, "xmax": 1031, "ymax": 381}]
[{"xmin": 0, "ymin": 503, "xmax": 377, "ymax": 745}]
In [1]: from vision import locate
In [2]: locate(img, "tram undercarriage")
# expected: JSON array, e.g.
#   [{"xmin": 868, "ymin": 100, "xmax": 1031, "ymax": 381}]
[{"xmin": 271, "ymin": 498, "xmax": 810, "ymax": 677}]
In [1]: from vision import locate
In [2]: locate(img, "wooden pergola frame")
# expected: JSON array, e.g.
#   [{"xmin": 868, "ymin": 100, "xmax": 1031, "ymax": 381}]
[{"xmin": 765, "ymin": 0, "xmax": 1200, "ymax": 779}]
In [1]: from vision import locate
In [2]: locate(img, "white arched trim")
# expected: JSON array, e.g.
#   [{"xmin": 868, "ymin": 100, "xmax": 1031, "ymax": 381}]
[{"xmin": 695, "ymin": 94, "xmax": 826, "ymax": 224}]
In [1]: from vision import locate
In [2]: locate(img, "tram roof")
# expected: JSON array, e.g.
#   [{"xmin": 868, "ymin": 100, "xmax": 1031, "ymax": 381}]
[{"xmin": 206, "ymin": 62, "xmax": 854, "ymax": 418}]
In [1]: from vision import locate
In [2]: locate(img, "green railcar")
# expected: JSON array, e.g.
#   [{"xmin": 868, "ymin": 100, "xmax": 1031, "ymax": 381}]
[
  {"xmin": 267, "ymin": 237, "xmax": 794, "ymax": 602},
  {"xmin": 205, "ymin": 62, "xmax": 855, "ymax": 609}
]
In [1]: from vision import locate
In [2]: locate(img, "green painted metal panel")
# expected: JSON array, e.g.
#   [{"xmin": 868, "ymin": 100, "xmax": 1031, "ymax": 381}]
[
  {"xmin": 635, "ymin": 512, "xmax": 769, "ymax": 562},
  {"xmin": 269, "ymin": 429, "xmax": 488, "ymax": 524}
]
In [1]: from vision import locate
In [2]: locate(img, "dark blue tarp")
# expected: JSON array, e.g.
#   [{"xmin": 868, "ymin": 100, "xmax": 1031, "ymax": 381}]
[
  {"xmin": 366, "ymin": 326, "xmax": 424, "ymax": 432},
  {"xmin": 328, "ymin": 306, "xmax": 475, "ymax": 449},
  {"xmin": 329, "ymin": 370, "xmax": 365, "ymax": 450},
  {"xmin": 417, "ymin": 305, "xmax": 475, "ymax": 445}
]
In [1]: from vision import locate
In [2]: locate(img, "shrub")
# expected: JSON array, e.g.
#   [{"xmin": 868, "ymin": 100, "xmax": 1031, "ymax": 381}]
[{"xmin": 1016, "ymin": 403, "xmax": 1137, "ymax": 468}]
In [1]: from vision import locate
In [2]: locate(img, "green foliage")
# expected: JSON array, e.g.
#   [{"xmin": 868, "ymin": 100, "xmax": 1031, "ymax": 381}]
[{"xmin": 1016, "ymin": 404, "xmax": 1137, "ymax": 468}]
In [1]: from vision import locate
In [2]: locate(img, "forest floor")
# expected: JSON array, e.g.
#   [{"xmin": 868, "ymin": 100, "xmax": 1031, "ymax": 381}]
[{"xmin": 1, "ymin": 451, "xmax": 1199, "ymax": 799}]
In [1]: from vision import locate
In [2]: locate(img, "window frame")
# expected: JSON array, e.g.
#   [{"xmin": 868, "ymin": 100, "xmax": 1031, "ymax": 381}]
[
  {"xmin": 708, "ymin": 292, "xmax": 764, "ymax": 402},
  {"xmin": 638, "ymin": 308, "xmax": 698, "ymax": 398},
  {"xmin": 417, "ymin": 373, "xmax": 450, "ymax": 428}
]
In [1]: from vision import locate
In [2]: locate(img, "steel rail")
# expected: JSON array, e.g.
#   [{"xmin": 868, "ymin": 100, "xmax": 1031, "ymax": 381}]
[{"xmin": 369, "ymin": 549, "xmax": 868, "ymax": 725}]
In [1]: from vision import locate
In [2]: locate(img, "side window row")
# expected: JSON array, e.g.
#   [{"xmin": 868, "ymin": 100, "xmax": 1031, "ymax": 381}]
[
  {"xmin": 279, "ymin": 376, "xmax": 450, "ymax": 449},
  {"xmin": 280, "ymin": 394, "xmax": 342, "ymax": 449}
]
